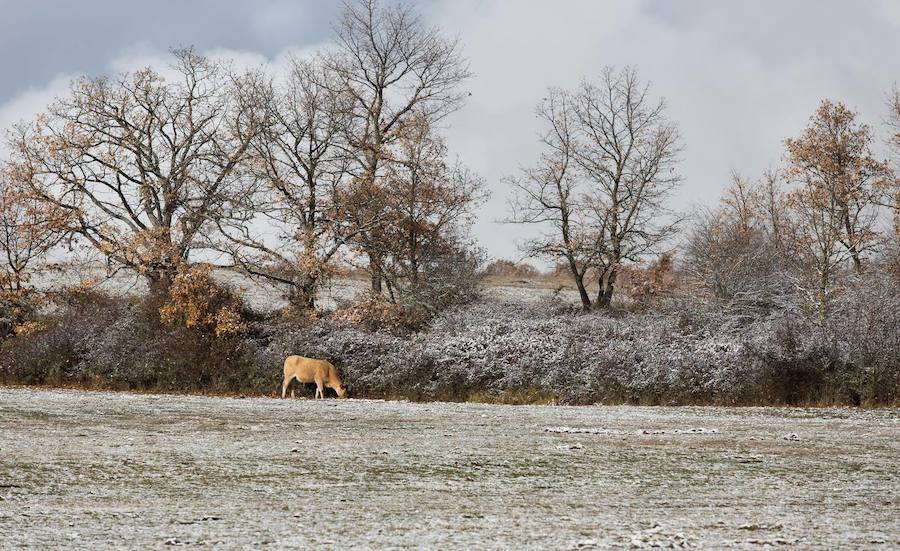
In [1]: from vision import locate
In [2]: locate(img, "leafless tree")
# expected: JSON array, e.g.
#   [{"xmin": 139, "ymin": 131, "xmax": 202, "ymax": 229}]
[
  {"xmin": 212, "ymin": 58, "xmax": 357, "ymax": 310},
  {"xmin": 506, "ymin": 87, "xmax": 600, "ymax": 309},
  {"xmin": 377, "ymin": 115, "xmax": 486, "ymax": 310},
  {"xmin": 7, "ymin": 48, "xmax": 261, "ymax": 295},
  {"xmin": 886, "ymin": 88, "xmax": 900, "ymax": 227},
  {"xmin": 889, "ymin": 87, "xmax": 900, "ymax": 156},
  {"xmin": 508, "ymin": 67, "xmax": 682, "ymax": 310},
  {"xmin": 885, "ymin": 87, "xmax": 900, "ymax": 274},
  {"xmin": 684, "ymin": 172, "xmax": 791, "ymax": 314},
  {"xmin": 324, "ymin": 0, "xmax": 472, "ymax": 295}
]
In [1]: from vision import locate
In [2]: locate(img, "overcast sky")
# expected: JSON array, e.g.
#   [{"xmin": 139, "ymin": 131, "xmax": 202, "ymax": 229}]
[{"xmin": 1, "ymin": 0, "xmax": 899, "ymax": 262}]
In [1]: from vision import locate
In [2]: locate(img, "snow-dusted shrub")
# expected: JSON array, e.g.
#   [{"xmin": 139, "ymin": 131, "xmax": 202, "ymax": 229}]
[
  {"xmin": 823, "ymin": 274, "xmax": 900, "ymax": 403},
  {"xmin": 2, "ymin": 276, "xmax": 897, "ymax": 404},
  {"xmin": 738, "ymin": 313, "xmax": 838, "ymax": 403},
  {"xmin": 367, "ymin": 299, "xmax": 752, "ymax": 404},
  {"xmin": 0, "ymin": 290, "xmax": 121, "ymax": 385},
  {"xmin": 76, "ymin": 298, "xmax": 259, "ymax": 392},
  {"xmin": 1, "ymin": 291, "xmax": 263, "ymax": 393},
  {"xmin": 733, "ymin": 288, "xmax": 899, "ymax": 405},
  {"xmin": 558, "ymin": 309, "xmax": 745, "ymax": 404},
  {"xmin": 422, "ymin": 300, "xmax": 571, "ymax": 395}
]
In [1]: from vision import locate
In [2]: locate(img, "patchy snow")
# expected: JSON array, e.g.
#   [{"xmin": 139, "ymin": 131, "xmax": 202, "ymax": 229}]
[
  {"xmin": 29, "ymin": 264, "xmax": 371, "ymax": 312},
  {"xmin": 0, "ymin": 388, "xmax": 897, "ymax": 549},
  {"xmin": 545, "ymin": 426, "xmax": 719, "ymax": 436}
]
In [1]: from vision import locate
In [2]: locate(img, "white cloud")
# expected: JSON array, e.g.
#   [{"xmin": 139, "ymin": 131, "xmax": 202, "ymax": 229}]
[
  {"xmin": 0, "ymin": 74, "xmax": 75, "ymax": 157},
  {"xmin": 426, "ymin": 0, "xmax": 900, "ymax": 260}
]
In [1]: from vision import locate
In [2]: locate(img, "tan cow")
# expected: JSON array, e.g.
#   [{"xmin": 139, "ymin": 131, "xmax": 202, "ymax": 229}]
[{"xmin": 281, "ymin": 355, "xmax": 347, "ymax": 399}]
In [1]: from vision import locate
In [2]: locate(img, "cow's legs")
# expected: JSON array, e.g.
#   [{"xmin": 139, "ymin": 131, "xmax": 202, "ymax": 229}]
[
  {"xmin": 282, "ymin": 376, "xmax": 291, "ymax": 399},
  {"xmin": 315, "ymin": 380, "xmax": 324, "ymax": 399}
]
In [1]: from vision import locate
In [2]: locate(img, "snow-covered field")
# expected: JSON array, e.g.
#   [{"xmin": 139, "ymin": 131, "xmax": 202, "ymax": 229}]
[
  {"xmin": 29, "ymin": 264, "xmax": 580, "ymax": 311},
  {"xmin": 1, "ymin": 388, "xmax": 897, "ymax": 549}
]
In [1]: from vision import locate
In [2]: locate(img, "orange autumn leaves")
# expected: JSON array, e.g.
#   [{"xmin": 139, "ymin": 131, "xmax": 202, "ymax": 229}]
[
  {"xmin": 689, "ymin": 99, "xmax": 899, "ymax": 316},
  {"xmin": 783, "ymin": 100, "xmax": 896, "ymax": 309},
  {"xmin": 159, "ymin": 263, "xmax": 247, "ymax": 337}
]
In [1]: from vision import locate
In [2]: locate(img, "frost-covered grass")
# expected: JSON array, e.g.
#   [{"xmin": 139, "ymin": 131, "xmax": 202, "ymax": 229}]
[{"xmin": 0, "ymin": 388, "xmax": 897, "ymax": 549}]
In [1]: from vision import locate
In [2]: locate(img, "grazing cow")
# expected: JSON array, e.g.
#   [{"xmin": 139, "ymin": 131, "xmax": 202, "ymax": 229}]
[{"xmin": 282, "ymin": 355, "xmax": 347, "ymax": 399}]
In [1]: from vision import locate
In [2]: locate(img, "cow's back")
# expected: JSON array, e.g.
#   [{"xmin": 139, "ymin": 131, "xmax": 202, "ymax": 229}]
[{"xmin": 284, "ymin": 355, "xmax": 327, "ymax": 382}]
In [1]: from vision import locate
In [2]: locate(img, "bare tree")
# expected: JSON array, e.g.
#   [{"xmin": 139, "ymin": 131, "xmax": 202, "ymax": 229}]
[
  {"xmin": 887, "ymin": 88, "xmax": 900, "ymax": 231},
  {"xmin": 213, "ymin": 58, "xmax": 357, "ymax": 311},
  {"xmin": 684, "ymin": 172, "xmax": 791, "ymax": 314},
  {"xmin": 885, "ymin": 88, "xmax": 900, "ymax": 274},
  {"xmin": 325, "ymin": 0, "xmax": 472, "ymax": 295},
  {"xmin": 508, "ymin": 67, "xmax": 682, "ymax": 310},
  {"xmin": 575, "ymin": 68, "xmax": 683, "ymax": 307},
  {"xmin": 377, "ymin": 114, "xmax": 486, "ymax": 310},
  {"xmin": 889, "ymin": 87, "xmax": 900, "ymax": 155},
  {"xmin": 506, "ymin": 87, "xmax": 599, "ymax": 309},
  {"xmin": 8, "ymin": 48, "xmax": 260, "ymax": 294}
]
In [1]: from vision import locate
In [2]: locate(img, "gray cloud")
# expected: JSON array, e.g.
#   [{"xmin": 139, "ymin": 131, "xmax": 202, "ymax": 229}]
[
  {"xmin": 1, "ymin": 0, "xmax": 898, "ymax": 262},
  {"xmin": 0, "ymin": 0, "xmax": 339, "ymax": 99}
]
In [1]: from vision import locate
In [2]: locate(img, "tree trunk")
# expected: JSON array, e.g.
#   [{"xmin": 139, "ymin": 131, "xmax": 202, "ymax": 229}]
[
  {"xmin": 368, "ymin": 252, "xmax": 383, "ymax": 295},
  {"xmin": 838, "ymin": 203, "xmax": 863, "ymax": 272},
  {"xmin": 291, "ymin": 275, "xmax": 318, "ymax": 312},
  {"xmin": 385, "ymin": 278, "xmax": 396, "ymax": 303},
  {"xmin": 564, "ymin": 256, "xmax": 591, "ymax": 311},
  {"xmin": 596, "ymin": 267, "xmax": 617, "ymax": 309},
  {"xmin": 574, "ymin": 276, "xmax": 591, "ymax": 311},
  {"xmin": 146, "ymin": 268, "xmax": 176, "ymax": 298},
  {"xmin": 817, "ymin": 268, "xmax": 829, "ymax": 319}
]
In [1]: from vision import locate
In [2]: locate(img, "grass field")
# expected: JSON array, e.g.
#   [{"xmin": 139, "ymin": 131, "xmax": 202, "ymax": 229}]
[{"xmin": 1, "ymin": 388, "xmax": 897, "ymax": 549}]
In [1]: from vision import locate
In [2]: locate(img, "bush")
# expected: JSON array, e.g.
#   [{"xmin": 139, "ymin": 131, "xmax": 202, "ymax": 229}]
[
  {"xmin": 0, "ymin": 289, "xmax": 43, "ymax": 340},
  {"xmin": 333, "ymin": 248, "xmax": 484, "ymax": 334},
  {"xmin": 159, "ymin": 263, "xmax": 248, "ymax": 337},
  {"xmin": 1, "ymin": 290, "xmax": 266, "ymax": 393},
  {"xmin": 331, "ymin": 295, "xmax": 413, "ymax": 334},
  {"xmin": 618, "ymin": 251, "xmax": 678, "ymax": 309},
  {"xmin": 389, "ymin": 241, "xmax": 485, "ymax": 330},
  {"xmin": 76, "ymin": 299, "xmax": 256, "ymax": 392},
  {"xmin": 483, "ymin": 259, "xmax": 540, "ymax": 279},
  {"xmin": 2, "ymin": 275, "xmax": 897, "ymax": 405},
  {"xmin": 0, "ymin": 290, "xmax": 120, "ymax": 385}
]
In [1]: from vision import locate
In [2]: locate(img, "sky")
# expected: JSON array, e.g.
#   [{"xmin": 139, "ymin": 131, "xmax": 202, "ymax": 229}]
[{"xmin": 1, "ymin": 0, "xmax": 899, "ymax": 263}]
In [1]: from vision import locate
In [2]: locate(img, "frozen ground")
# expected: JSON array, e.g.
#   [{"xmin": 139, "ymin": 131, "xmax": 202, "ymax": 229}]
[
  {"xmin": 29, "ymin": 263, "xmax": 583, "ymax": 312},
  {"xmin": 0, "ymin": 389, "xmax": 897, "ymax": 549}
]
